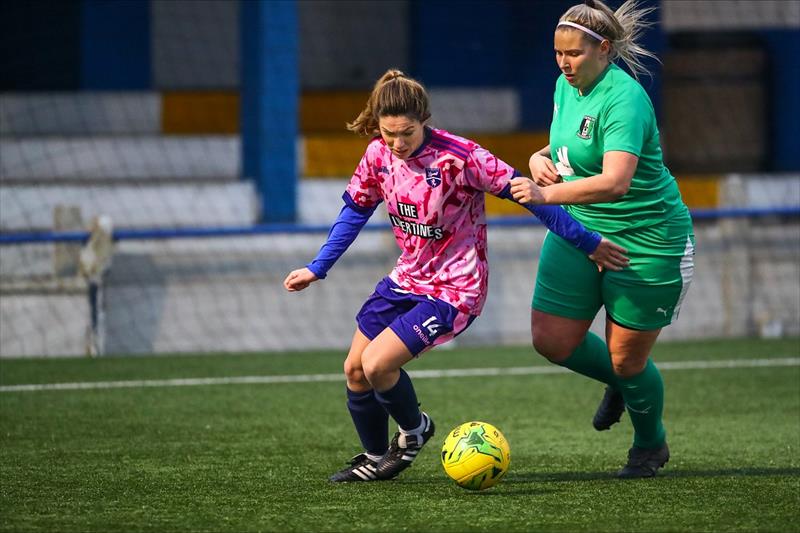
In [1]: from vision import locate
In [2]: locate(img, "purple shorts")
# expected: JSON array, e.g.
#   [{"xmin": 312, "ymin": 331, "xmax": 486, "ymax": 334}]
[{"xmin": 356, "ymin": 277, "xmax": 477, "ymax": 356}]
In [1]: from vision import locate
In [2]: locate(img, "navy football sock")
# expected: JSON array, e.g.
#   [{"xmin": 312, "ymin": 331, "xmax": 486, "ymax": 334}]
[
  {"xmin": 346, "ymin": 387, "xmax": 390, "ymax": 456},
  {"xmin": 374, "ymin": 368, "xmax": 423, "ymax": 431}
]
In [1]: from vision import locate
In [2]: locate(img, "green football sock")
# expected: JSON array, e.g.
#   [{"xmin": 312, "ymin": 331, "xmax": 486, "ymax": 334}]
[
  {"xmin": 557, "ymin": 331, "xmax": 617, "ymax": 387},
  {"xmin": 617, "ymin": 358, "xmax": 666, "ymax": 449}
]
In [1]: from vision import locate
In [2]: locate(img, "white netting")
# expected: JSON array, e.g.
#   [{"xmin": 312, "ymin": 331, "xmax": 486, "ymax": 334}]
[
  {"xmin": 1, "ymin": 208, "xmax": 799, "ymax": 357},
  {"xmin": 1, "ymin": 0, "xmax": 798, "ymax": 357}
]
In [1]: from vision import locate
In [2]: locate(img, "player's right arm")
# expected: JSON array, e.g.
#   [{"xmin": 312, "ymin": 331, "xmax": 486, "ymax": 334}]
[
  {"xmin": 529, "ymin": 144, "xmax": 561, "ymax": 187},
  {"xmin": 283, "ymin": 195, "xmax": 380, "ymax": 292},
  {"xmin": 283, "ymin": 199, "xmax": 378, "ymax": 292},
  {"xmin": 284, "ymin": 146, "xmax": 382, "ymax": 292}
]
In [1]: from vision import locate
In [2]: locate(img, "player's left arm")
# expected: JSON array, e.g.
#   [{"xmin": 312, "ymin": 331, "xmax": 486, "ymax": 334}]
[
  {"xmin": 495, "ymin": 178, "xmax": 597, "ymax": 251},
  {"xmin": 496, "ymin": 180, "xmax": 627, "ymax": 271},
  {"xmin": 467, "ymin": 147, "xmax": 628, "ymax": 269},
  {"xmin": 512, "ymin": 89, "xmax": 644, "ymax": 205},
  {"xmin": 510, "ymin": 151, "xmax": 637, "ymax": 205}
]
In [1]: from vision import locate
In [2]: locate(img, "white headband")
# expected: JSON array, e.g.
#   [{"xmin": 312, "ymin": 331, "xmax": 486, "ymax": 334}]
[{"xmin": 557, "ymin": 21, "xmax": 606, "ymax": 42}]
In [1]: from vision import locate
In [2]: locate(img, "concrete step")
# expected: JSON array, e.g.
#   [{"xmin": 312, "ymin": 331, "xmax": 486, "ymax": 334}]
[
  {"xmin": 1, "ymin": 92, "xmax": 160, "ymax": 135},
  {"xmin": 1, "ymin": 136, "xmax": 240, "ymax": 180},
  {"xmin": 0, "ymin": 182, "xmax": 258, "ymax": 231},
  {"xmin": 2, "ymin": 88, "xmax": 520, "ymax": 136}
]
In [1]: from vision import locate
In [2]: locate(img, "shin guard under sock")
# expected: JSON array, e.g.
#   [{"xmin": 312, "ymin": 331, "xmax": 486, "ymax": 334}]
[
  {"xmin": 617, "ymin": 358, "xmax": 666, "ymax": 449},
  {"xmin": 558, "ymin": 331, "xmax": 618, "ymax": 387},
  {"xmin": 374, "ymin": 368, "xmax": 422, "ymax": 431},
  {"xmin": 346, "ymin": 387, "xmax": 390, "ymax": 456}
]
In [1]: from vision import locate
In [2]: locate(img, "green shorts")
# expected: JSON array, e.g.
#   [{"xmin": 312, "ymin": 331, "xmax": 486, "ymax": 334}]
[{"xmin": 532, "ymin": 220, "xmax": 696, "ymax": 330}]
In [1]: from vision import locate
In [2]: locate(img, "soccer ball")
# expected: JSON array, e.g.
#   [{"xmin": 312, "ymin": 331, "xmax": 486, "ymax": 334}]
[{"xmin": 441, "ymin": 421, "xmax": 510, "ymax": 491}]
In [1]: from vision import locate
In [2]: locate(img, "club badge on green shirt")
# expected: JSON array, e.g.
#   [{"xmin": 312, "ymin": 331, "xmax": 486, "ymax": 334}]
[{"xmin": 577, "ymin": 115, "xmax": 596, "ymax": 139}]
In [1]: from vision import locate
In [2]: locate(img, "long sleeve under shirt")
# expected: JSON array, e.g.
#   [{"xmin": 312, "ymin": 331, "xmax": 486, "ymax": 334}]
[{"xmin": 307, "ymin": 128, "xmax": 600, "ymax": 316}]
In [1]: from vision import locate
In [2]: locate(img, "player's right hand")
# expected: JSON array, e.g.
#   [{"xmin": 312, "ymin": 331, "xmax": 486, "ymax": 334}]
[
  {"xmin": 529, "ymin": 153, "xmax": 562, "ymax": 187},
  {"xmin": 283, "ymin": 267, "xmax": 319, "ymax": 292}
]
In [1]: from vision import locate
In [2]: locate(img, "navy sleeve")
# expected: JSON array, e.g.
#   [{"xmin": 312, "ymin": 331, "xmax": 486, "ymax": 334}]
[
  {"xmin": 306, "ymin": 193, "xmax": 380, "ymax": 279},
  {"xmin": 496, "ymin": 182, "xmax": 601, "ymax": 255}
]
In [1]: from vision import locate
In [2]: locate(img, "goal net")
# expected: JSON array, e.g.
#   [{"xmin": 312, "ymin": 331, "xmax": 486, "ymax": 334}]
[{"xmin": 1, "ymin": 0, "xmax": 798, "ymax": 357}]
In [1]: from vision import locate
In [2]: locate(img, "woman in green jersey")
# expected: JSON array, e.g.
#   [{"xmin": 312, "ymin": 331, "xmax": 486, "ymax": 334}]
[{"xmin": 510, "ymin": 0, "xmax": 695, "ymax": 478}]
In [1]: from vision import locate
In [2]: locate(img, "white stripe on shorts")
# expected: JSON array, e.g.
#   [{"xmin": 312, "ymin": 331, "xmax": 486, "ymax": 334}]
[{"xmin": 671, "ymin": 235, "xmax": 695, "ymax": 323}]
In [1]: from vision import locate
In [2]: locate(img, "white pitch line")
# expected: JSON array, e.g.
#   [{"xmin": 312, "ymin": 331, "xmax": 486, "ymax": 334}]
[{"xmin": 1, "ymin": 357, "xmax": 798, "ymax": 393}]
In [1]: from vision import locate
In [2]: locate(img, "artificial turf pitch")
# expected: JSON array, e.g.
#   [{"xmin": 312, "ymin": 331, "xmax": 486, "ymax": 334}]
[{"xmin": 1, "ymin": 338, "xmax": 798, "ymax": 532}]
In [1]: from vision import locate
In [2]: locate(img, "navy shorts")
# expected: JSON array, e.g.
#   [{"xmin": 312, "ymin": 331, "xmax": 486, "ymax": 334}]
[{"xmin": 356, "ymin": 277, "xmax": 477, "ymax": 356}]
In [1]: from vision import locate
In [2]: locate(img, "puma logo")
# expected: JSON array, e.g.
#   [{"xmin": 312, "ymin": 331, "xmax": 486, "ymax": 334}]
[{"xmin": 555, "ymin": 146, "xmax": 575, "ymax": 177}]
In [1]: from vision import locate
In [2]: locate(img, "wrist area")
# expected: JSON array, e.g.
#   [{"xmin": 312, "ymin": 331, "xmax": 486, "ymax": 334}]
[
  {"xmin": 539, "ymin": 183, "xmax": 554, "ymax": 204},
  {"xmin": 577, "ymin": 231, "xmax": 602, "ymax": 255},
  {"xmin": 305, "ymin": 262, "xmax": 326, "ymax": 280}
]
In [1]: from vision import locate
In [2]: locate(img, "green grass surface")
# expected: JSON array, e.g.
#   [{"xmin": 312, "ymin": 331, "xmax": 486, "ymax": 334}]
[{"xmin": 1, "ymin": 338, "xmax": 799, "ymax": 532}]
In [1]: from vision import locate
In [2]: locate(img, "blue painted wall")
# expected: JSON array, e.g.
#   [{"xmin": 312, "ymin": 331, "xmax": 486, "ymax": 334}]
[
  {"xmin": 0, "ymin": 0, "xmax": 796, "ymax": 170},
  {"xmin": 0, "ymin": 0, "xmax": 82, "ymax": 90},
  {"xmin": 757, "ymin": 29, "xmax": 800, "ymax": 172},
  {"xmin": 0, "ymin": 0, "xmax": 149, "ymax": 90},
  {"xmin": 241, "ymin": 0, "xmax": 298, "ymax": 222},
  {"xmin": 409, "ymin": 0, "xmax": 664, "ymax": 130},
  {"xmin": 409, "ymin": 0, "xmax": 515, "ymax": 86},
  {"xmin": 81, "ymin": 0, "xmax": 150, "ymax": 90}
]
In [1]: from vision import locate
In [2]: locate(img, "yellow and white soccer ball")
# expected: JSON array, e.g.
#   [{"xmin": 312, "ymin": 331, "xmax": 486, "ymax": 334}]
[{"xmin": 441, "ymin": 421, "xmax": 510, "ymax": 491}]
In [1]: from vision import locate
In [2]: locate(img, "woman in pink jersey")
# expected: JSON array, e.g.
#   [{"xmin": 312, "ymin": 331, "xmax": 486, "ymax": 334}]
[{"xmin": 284, "ymin": 69, "xmax": 628, "ymax": 483}]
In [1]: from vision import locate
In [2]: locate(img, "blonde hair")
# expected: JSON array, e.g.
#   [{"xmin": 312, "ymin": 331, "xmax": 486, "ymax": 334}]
[
  {"xmin": 347, "ymin": 69, "xmax": 431, "ymax": 136},
  {"xmin": 559, "ymin": 0, "xmax": 659, "ymax": 80}
]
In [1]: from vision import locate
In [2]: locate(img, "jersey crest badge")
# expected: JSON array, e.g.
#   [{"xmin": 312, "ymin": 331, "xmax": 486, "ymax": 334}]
[
  {"xmin": 425, "ymin": 168, "xmax": 442, "ymax": 188},
  {"xmin": 577, "ymin": 115, "xmax": 597, "ymax": 139}
]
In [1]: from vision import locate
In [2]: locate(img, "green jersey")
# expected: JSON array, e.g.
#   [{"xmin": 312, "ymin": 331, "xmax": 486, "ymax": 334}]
[{"xmin": 550, "ymin": 63, "xmax": 689, "ymax": 234}]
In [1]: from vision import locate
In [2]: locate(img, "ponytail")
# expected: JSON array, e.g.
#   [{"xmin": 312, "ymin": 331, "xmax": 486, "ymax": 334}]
[
  {"xmin": 559, "ymin": 0, "xmax": 659, "ymax": 80},
  {"xmin": 347, "ymin": 69, "xmax": 431, "ymax": 136}
]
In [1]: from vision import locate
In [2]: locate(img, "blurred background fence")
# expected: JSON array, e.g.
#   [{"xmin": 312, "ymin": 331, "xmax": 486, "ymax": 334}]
[{"xmin": 1, "ymin": 0, "xmax": 798, "ymax": 357}]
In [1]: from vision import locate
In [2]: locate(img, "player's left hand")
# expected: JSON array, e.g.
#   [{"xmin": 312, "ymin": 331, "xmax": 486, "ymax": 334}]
[
  {"xmin": 510, "ymin": 177, "xmax": 546, "ymax": 205},
  {"xmin": 589, "ymin": 238, "xmax": 629, "ymax": 272}
]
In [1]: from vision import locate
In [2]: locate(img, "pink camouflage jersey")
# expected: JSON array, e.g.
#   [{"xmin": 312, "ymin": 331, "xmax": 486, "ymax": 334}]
[{"xmin": 345, "ymin": 128, "xmax": 516, "ymax": 316}]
